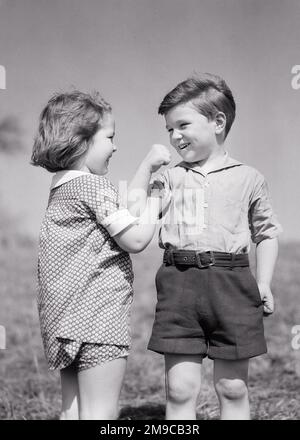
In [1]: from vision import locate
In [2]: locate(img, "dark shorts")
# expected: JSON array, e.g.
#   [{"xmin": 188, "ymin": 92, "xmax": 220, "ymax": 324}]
[{"xmin": 148, "ymin": 263, "xmax": 267, "ymax": 360}]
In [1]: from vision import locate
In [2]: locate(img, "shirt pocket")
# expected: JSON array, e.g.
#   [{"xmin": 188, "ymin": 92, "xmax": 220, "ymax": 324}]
[{"xmin": 218, "ymin": 197, "xmax": 249, "ymax": 234}]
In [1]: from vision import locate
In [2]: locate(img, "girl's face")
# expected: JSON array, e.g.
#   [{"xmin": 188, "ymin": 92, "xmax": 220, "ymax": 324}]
[{"xmin": 82, "ymin": 113, "xmax": 116, "ymax": 175}]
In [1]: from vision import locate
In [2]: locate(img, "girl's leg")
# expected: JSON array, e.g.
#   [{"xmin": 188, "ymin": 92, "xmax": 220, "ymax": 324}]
[
  {"xmin": 214, "ymin": 359, "xmax": 250, "ymax": 420},
  {"xmin": 165, "ymin": 354, "xmax": 203, "ymax": 420},
  {"xmin": 60, "ymin": 364, "xmax": 79, "ymax": 420},
  {"xmin": 78, "ymin": 356, "xmax": 127, "ymax": 420}
]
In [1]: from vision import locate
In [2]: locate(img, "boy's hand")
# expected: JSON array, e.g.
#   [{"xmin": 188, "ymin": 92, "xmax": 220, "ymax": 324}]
[
  {"xmin": 257, "ymin": 283, "xmax": 274, "ymax": 317},
  {"xmin": 143, "ymin": 144, "xmax": 171, "ymax": 173}
]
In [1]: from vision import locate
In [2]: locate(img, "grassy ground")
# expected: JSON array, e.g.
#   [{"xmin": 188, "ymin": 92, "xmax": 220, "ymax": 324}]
[{"xmin": 0, "ymin": 228, "xmax": 300, "ymax": 420}]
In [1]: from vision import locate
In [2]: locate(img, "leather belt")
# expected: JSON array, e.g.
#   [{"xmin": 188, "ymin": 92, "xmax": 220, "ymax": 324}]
[{"xmin": 163, "ymin": 250, "xmax": 249, "ymax": 268}]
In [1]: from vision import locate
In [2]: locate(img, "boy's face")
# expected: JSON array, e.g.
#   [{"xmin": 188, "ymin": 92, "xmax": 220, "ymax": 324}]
[
  {"xmin": 82, "ymin": 113, "xmax": 116, "ymax": 175},
  {"xmin": 165, "ymin": 103, "xmax": 218, "ymax": 163}
]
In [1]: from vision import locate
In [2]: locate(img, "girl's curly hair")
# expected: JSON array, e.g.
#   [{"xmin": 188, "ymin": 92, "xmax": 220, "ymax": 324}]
[{"xmin": 31, "ymin": 90, "xmax": 111, "ymax": 172}]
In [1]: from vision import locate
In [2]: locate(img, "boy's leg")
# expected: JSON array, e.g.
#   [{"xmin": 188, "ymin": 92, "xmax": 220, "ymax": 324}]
[
  {"xmin": 165, "ymin": 354, "xmax": 203, "ymax": 420},
  {"xmin": 60, "ymin": 364, "xmax": 79, "ymax": 420},
  {"xmin": 213, "ymin": 359, "xmax": 250, "ymax": 420},
  {"xmin": 78, "ymin": 357, "xmax": 127, "ymax": 420}
]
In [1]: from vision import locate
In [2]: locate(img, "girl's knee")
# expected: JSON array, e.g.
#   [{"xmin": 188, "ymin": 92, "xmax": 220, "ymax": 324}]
[
  {"xmin": 215, "ymin": 378, "xmax": 248, "ymax": 401},
  {"xmin": 80, "ymin": 405, "xmax": 118, "ymax": 420},
  {"xmin": 59, "ymin": 409, "xmax": 78, "ymax": 420},
  {"xmin": 167, "ymin": 376, "xmax": 201, "ymax": 405}
]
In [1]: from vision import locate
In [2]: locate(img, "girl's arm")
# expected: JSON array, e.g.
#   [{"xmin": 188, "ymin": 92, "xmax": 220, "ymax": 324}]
[
  {"xmin": 126, "ymin": 144, "xmax": 170, "ymax": 217},
  {"xmin": 113, "ymin": 144, "xmax": 170, "ymax": 253},
  {"xmin": 255, "ymin": 237, "xmax": 279, "ymax": 315},
  {"xmin": 113, "ymin": 195, "xmax": 160, "ymax": 253}
]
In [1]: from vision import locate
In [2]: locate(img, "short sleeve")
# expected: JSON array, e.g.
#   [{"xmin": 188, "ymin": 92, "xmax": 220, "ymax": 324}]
[
  {"xmin": 87, "ymin": 176, "xmax": 138, "ymax": 237},
  {"xmin": 150, "ymin": 171, "xmax": 172, "ymax": 219},
  {"xmin": 248, "ymin": 172, "xmax": 282, "ymax": 243}
]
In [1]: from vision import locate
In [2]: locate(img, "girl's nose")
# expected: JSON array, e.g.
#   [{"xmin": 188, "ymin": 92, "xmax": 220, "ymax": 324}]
[{"xmin": 112, "ymin": 144, "xmax": 117, "ymax": 152}]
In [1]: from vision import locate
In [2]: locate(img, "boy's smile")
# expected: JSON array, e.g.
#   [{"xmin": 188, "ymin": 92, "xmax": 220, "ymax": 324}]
[
  {"xmin": 165, "ymin": 103, "xmax": 220, "ymax": 163},
  {"xmin": 178, "ymin": 142, "xmax": 190, "ymax": 150}
]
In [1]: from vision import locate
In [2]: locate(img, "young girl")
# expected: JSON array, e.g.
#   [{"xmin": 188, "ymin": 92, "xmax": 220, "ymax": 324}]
[{"xmin": 31, "ymin": 91, "xmax": 170, "ymax": 420}]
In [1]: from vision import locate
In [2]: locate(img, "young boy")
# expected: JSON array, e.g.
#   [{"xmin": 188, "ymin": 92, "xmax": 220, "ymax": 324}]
[{"xmin": 129, "ymin": 73, "xmax": 281, "ymax": 420}]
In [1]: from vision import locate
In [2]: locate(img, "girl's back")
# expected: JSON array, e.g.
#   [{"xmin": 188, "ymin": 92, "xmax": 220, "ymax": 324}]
[{"xmin": 38, "ymin": 172, "xmax": 133, "ymax": 370}]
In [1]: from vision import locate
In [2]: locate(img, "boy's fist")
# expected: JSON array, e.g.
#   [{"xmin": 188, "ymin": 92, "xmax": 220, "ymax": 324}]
[
  {"xmin": 258, "ymin": 283, "xmax": 274, "ymax": 317},
  {"xmin": 144, "ymin": 144, "xmax": 171, "ymax": 173}
]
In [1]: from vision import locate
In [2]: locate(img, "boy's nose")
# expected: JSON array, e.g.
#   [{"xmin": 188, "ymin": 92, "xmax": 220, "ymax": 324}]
[
  {"xmin": 171, "ymin": 129, "xmax": 182, "ymax": 141},
  {"xmin": 112, "ymin": 144, "xmax": 117, "ymax": 152}
]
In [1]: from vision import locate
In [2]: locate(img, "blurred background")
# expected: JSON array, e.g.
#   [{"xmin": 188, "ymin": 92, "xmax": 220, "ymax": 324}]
[{"xmin": 0, "ymin": 0, "xmax": 300, "ymax": 420}]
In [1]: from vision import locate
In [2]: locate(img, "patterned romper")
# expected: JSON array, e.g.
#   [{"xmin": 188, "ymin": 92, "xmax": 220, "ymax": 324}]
[{"xmin": 37, "ymin": 170, "xmax": 137, "ymax": 371}]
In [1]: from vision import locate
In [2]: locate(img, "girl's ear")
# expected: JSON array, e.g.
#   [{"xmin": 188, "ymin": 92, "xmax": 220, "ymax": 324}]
[{"xmin": 214, "ymin": 112, "xmax": 226, "ymax": 135}]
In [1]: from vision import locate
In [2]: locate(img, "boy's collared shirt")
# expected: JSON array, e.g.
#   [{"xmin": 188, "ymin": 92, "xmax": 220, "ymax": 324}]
[{"xmin": 154, "ymin": 152, "xmax": 282, "ymax": 253}]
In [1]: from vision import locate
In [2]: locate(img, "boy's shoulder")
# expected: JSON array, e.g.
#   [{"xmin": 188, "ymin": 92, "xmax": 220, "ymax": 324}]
[
  {"xmin": 161, "ymin": 159, "xmax": 261, "ymax": 175},
  {"xmin": 233, "ymin": 163, "xmax": 266, "ymax": 183},
  {"xmin": 154, "ymin": 156, "xmax": 266, "ymax": 190},
  {"xmin": 173, "ymin": 158, "xmax": 265, "ymax": 181}
]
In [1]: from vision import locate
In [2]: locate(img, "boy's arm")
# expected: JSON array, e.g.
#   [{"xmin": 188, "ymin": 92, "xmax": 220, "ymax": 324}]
[
  {"xmin": 255, "ymin": 237, "xmax": 278, "ymax": 316},
  {"xmin": 249, "ymin": 171, "xmax": 282, "ymax": 316},
  {"xmin": 126, "ymin": 144, "xmax": 171, "ymax": 217}
]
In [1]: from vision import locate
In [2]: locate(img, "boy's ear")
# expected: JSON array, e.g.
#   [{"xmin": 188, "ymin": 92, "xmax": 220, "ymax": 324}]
[{"xmin": 214, "ymin": 112, "xmax": 226, "ymax": 135}]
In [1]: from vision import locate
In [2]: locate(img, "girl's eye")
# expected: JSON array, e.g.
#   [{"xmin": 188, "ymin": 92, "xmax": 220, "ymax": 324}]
[
  {"xmin": 180, "ymin": 123, "xmax": 188, "ymax": 128},
  {"xmin": 167, "ymin": 129, "xmax": 173, "ymax": 134}
]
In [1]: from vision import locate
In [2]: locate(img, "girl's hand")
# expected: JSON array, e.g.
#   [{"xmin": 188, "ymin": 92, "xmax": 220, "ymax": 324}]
[
  {"xmin": 257, "ymin": 282, "xmax": 274, "ymax": 317},
  {"xmin": 143, "ymin": 144, "xmax": 171, "ymax": 173}
]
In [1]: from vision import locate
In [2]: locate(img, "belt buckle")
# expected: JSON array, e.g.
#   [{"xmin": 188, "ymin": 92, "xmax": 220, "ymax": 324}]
[{"xmin": 195, "ymin": 251, "xmax": 215, "ymax": 268}]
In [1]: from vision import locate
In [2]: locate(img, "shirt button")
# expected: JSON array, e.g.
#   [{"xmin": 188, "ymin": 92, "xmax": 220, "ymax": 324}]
[
  {"xmin": 203, "ymin": 224, "xmax": 207, "ymax": 229},
  {"xmin": 204, "ymin": 181, "xmax": 209, "ymax": 187},
  {"xmin": 203, "ymin": 203, "xmax": 208, "ymax": 208}
]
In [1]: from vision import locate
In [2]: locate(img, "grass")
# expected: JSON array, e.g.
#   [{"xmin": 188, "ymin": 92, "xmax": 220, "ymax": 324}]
[{"xmin": 0, "ymin": 227, "xmax": 300, "ymax": 420}]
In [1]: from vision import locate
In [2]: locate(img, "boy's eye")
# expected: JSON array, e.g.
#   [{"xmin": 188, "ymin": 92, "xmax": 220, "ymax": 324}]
[
  {"xmin": 180, "ymin": 123, "xmax": 188, "ymax": 128},
  {"xmin": 167, "ymin": 128, "xmax": 173, "ymax": 133}
]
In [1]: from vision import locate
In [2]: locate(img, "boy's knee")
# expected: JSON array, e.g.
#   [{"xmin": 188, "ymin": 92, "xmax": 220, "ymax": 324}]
[
  {"xmin": 215, "ymin": 378, "xmax": 248, "ymax": 401},
  {"xmin": 167, "ymin": 376, "xmax": 201, "ymax": 405}
]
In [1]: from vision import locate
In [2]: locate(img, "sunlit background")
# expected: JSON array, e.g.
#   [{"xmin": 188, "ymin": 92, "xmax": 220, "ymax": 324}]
[
  {"xmin": 1, "ymin": 1, "xmax": 300, "ymax": 420},
  {"xmin": 0, "ymin": 0, "xmax": 299, "ymax": 240}
]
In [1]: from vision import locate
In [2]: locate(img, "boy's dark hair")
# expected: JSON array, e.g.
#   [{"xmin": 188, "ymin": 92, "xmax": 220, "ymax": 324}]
[
  {"xmin": 158, "ymin": 73, "xmax": 236, "ymax": 138},
  {"xmin": 31, "ymin": 91, "xmax": 111, "ymax": 172}
]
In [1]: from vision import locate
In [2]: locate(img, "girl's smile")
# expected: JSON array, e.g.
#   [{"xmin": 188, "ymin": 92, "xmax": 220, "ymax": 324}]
[{"xmin": 81, "ymin": 113, "xmax": 116, "ymax": 175}]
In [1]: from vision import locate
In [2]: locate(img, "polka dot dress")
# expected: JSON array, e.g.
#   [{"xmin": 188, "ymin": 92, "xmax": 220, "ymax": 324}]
[
  {"xmin": 55, "ymin": 339, "xmax": 129, "ymax": 372},
  {"xmin": 37, "ymin": 174, "xmax": 134, "ymax": 370}
]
